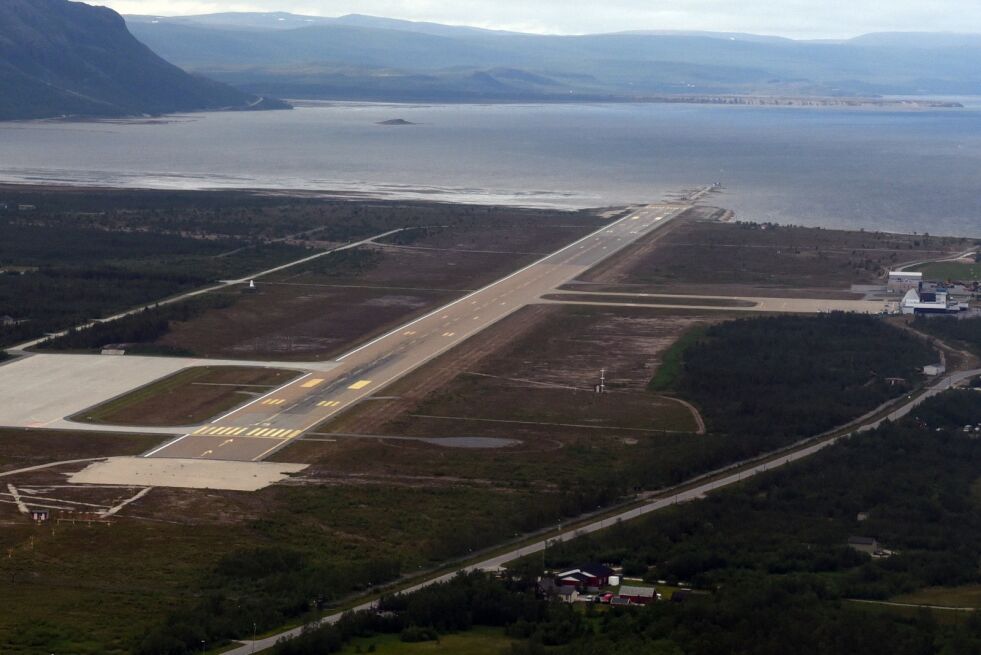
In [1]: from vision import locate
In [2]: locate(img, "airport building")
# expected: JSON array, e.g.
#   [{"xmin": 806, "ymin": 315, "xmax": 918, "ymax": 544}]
[
  {"xmin": 899, "ymin": 287, "xmax": 963, "ymax": 315},
  {"xmin": 888, "ymin": 271, "xmax": 923, "ymax": 292}
]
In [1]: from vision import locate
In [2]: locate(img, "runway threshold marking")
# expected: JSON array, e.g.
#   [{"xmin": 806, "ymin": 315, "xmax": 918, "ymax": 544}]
[
  {"xmin": 302, "ymin": 379, "xmax": 325, "ymax": 388},
  {"xmin": 262, "ymin": 398, "xmax": 286, "ymax": 406},
  {"xmin": 318, "ymin": 401, "xmax": 341, "ymax": 407},
  {"xmin": 442, "ymin": 332, "xmax": 455, "ymax": 337},
  {"xmin": 348, "ymin": 380, "xmax": 373, "ymax": 390}
]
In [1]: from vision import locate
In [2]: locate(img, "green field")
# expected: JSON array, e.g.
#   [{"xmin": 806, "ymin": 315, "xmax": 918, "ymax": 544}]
[{"xmin": 914, "ymin": 260, "xmax": 981, "ymax": 281}]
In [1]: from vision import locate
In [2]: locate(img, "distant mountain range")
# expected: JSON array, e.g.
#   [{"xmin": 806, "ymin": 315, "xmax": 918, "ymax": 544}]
[
  {"xmin": 0, "ymin": 0, "xmax": 288, "ymax": 121},
  {"xmin": 124, "ymin": 12, "xmax": 981, "ymax": 102}
]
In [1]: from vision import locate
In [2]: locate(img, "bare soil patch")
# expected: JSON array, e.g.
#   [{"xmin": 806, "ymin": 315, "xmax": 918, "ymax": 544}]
[{"xmin": 76, "ymin": 366, "xmax": 300, "ymax": 427}]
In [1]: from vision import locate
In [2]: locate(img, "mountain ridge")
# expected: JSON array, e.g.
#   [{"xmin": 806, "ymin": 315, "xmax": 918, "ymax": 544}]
[
  {"xmin": 123, "ymin": 12, "xmax": 981, "ymax": 101},
  {"xmin": 0, "ymin": 0, "xmax": 288, "ymax": 121}
]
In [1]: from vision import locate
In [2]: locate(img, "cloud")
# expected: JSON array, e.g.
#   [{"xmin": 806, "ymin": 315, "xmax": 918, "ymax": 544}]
[{"xmin": 98, "ymin": 0, "xmax": 981, "ymax": 38}]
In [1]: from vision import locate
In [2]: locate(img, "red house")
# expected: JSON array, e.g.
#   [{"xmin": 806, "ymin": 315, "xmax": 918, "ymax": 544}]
[{"xmin": 556, "ymin": 563, "xmax": 614, "ymax": 591}]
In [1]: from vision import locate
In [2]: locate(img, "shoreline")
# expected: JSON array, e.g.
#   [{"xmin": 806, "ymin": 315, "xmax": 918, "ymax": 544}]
[
  {"xmin": 0, "ymin": 180, "xmax": 602, "ymax": 212},
  {"xmin": 0, "ymin": 181, "xmax": 611, "ymax": 213},
  {"xmin": 2, "ymin": 182, "xmax": 979, "ymax": 240}
]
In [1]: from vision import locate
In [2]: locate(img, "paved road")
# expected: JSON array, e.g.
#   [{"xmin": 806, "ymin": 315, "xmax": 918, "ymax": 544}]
[
  {"xmin": 145, "ymin": 203, "xmax": 686, "ymax": 462},
  {"xmin": 0, "ymin": 353, "xmax": 337, "ymax": 433},
  {"xmin": 543, "ymin": 290, "xmax": 887, "ymax": 314},
  {"xmin": 226, "ymin": 365, "xmax": 981, "ymax": 655}
]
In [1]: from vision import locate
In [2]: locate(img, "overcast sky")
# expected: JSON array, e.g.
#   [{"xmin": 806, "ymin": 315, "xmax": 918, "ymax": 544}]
[{"xmin": 98, "ymin": 1, "xmax": 981, "ymax": 38}]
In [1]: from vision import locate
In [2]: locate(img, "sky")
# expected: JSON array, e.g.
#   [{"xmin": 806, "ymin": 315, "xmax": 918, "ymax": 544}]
[{"xmin": 97, "ymin": 1, "xmax": 981, "ymax": 38}]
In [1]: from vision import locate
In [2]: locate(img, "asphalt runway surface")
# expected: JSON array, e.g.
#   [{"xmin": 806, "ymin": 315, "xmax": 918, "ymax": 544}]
[{"xmin": 145, "ymin": 203, "xmax": 684, "ymax": 462}]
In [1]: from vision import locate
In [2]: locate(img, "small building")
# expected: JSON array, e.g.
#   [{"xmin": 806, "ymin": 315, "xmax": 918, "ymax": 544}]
[
  {"xmin": 616, "ymin": 585, "xmax": 657, "ymax": 605},
  {"xmin": 888, "ymin": 271, "xmax": 922, "ymax": 292},
  {"xmin": 30, "ymin": 509, "xmax": 49, "ymax": 522},
  {"xmin": 554, "ymin": 586, "xmax": 579, "ymax": 604},
  {"xmin": 848, "ymin": 536, "xmax": 880, "ymax": 555},
  {"xmin": 0, "ymin": 315, "xmax": 18, "ymax": 326},
  {"xmin": 923, "ymin": 364, "xmax": 946, "ymax": 376},
  {"xmin": 539, "ymin": 577, "xmax": 581, "ymax": 603}
]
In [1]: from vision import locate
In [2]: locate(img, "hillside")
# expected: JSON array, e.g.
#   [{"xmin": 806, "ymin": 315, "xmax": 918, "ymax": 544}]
[
  {"xmin": 125, "ymin": 13, "xmax": 981, "ymax": 101},
  {"xmin": 0, "ymin": 0, "xmax": 287, "ymax": 121}
]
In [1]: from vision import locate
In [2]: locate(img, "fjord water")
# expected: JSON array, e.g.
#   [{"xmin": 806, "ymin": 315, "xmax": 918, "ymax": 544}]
[{"xmin": 1, "ymin": 101, "xmax": 980, "ymax": 236}]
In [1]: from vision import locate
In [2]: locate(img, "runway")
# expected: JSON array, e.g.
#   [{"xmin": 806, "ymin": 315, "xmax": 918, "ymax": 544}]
[{"xmin": 145, "ymin": 203, "xmax": 686, "ymax": 462}]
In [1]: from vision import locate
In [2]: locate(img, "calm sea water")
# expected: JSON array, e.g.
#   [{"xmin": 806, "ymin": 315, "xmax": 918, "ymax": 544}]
[{"xmin": 1, "ymin": 101, "xmax": 980, "ymax": 236}]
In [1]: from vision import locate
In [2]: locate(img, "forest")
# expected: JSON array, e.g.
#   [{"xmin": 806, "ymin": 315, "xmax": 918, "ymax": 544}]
[
  {"xmin": 913, "ymin": 315, "xmax": 981, "ymax": 356},
  {"xmin": 0, "ymin": 216, "xmax": 309, "ymax": 348},
  {"xmin": 268, "ymin": 389, "xmax": 981, "ymax": 655},
  {"xmin": 37, "ymin": 294, "xmax": 237, "ymax": 354},
  {"xmin": 671, "ymin": 313, "xmax": 935, "ymax": 442},
  {"xmin": 134, "ymin": 318, "xmax": 965, "ymax": 655},
  {"xmin": 0, "ymin": 191, "xmax": 591, "ymax": 349}
]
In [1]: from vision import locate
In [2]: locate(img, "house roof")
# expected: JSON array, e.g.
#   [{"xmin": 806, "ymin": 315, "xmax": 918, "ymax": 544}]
[
  {"xmin": 619, "ymin": 585, "xmax": 656, "ymax": 598},
  {"xmin": 582, "ymin": 563, "xmax": 614, "ymax": 577}
]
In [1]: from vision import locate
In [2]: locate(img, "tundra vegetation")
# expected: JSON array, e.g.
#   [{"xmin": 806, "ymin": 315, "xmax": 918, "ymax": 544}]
[{"xmin": 272, "ymin": 389, "xmax": 981, "ymax": 655}]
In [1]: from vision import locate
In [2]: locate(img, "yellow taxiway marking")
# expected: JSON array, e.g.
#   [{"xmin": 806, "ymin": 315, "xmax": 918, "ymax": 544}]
[
  {"xmin": 403, "ymin": 330, "xmax": 417, "ymax": 335},
  {"xmin": 247, "ymin": 428, "xmax": 265, "ymax": 436},
  {"xmin": 302, "ymin": 379, "xmax": 325, "ymax": 388},
  {"xmin": 231, "ymin": 428, "xmax": 246, "ymax": 435},
  {"xmin": 348, "ymin": 380, "xmax": 372, "ymax": 390},
  {"xmin": 193, "ymin": 427, "xmax": 208, "ymax": 434},
  {"xmin": 262, "ymin": 398, "xmax": 286, "ymax": 406},
  {"xmin": 318, "ymin": 400, "xmax": 342, "ymax": 407},
  {"xmin": 442, "ymin": 332, "xmax": 455, "ymax": 337}
]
